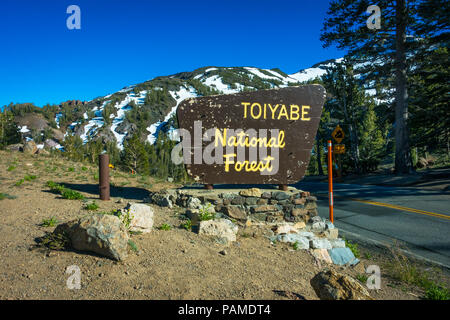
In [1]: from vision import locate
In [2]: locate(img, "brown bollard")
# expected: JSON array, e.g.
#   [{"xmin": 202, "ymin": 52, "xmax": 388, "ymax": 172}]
[
  {"xmin": 204, "ymin": 184, "xmax": 213, "ymax": 190},
  {"xmin": 99, "ymin": 154, "xmax": 110, "ymax": 201},
  {"xmin": 278, "ymin": 184, "xmax": 288, "ymax": 191}
]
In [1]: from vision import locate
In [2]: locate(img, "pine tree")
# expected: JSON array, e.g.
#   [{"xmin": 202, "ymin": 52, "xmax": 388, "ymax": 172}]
[
  {"xmin": 321, "ymin": 0, "xmax": 417, "ymax": 173},
  {"xmin": 322, "ymin": 60, "xmax": 366, "ymax": 173},
  {"xmin": 121, "ymin": 133, "xmax": 149, "ymax": 174},
  {"xmin": 0, "ymin": 110, "xmax": 21, "ymax": 148}
]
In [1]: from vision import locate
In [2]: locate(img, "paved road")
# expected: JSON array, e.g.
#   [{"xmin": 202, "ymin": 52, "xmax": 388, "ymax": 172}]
[{"xmin": 294, "ymin": 180, "xmax": 450, "ymax": 267}]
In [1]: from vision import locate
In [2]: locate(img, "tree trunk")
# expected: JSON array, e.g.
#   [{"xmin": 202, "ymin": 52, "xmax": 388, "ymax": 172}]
[
  {"xmin": 394, "ymin": 0, "xmax": 413, "ymax": 174},
  {"xmin": 316, "ymin": 138, "xmax": 324, "ymax": 176}
]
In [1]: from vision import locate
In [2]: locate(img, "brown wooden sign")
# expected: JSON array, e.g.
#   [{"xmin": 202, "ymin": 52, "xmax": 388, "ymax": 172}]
[{"xmin": 176, "ymin": 85, "xmax": 326, "ymax": 184}]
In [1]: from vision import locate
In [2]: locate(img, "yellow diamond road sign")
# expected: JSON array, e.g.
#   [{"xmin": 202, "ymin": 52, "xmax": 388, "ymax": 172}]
[{"xmin": 332, "ymin": 125, "xmax": 344, "ymax": 143}]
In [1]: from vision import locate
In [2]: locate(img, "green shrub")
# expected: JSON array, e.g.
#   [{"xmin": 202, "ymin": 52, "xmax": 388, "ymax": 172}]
[
  {"xmin": 84, "ymin": 201, "xmax": 99, "ymax": 211},
  {"xmin": 7, "ymin": 165, "xmax": 16, "ymax": 171},
  {"xmin": 15, "ymin": 179, "xmax": 24, "ymax": 186},
  {"xmin": 47, "ymin": 180, "xmax": 84, "ymax": 200},
  {"xmin": 356, "ymin": 274, "xmax": 369, "ymax": 283},
  {"xmin": 40, "ymin": 217, "xmax": 58, "ymax": 227},
  {"xmin": 181, "ymin": 219, "xmax": 192, "ymax": 231},
  {"xmin": 61, "ymin": 188, "xmax": 84, "ymax": 200},
  {"xmin": 158, "ymin": 223, "xmax": 171, "ymax": 231},
  {"xmin": 425, "ymin": 284, "xmax": 450, "ymax": 300},
  {"xmin": 198, "ymin": 203, "xmax": 215, "ymax": 221},
  {"xmin": 344, "ymin": 238, "xmax": 360, "ymax": 258},
  {"xmin": 24, "ymin": 174, "xmax": 37, "ymax": 181}
]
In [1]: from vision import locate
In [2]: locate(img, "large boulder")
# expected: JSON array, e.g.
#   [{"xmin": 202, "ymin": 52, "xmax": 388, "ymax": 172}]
[
  {"xmin": 198, "ymin": 218, "xmax": 238, "ymax": 243},
  {"xmin": 310, "ymin": 269, "xmax": 373, "ymax": 300},
  {"xmin": 23, "ymin": 140, "xmax": 38, "ymax": 154},
  {"xmin": 125, "ymin": 202, "xmax": 154, "ymax": 233},
  {"xmin": 54, "ymin": 214, "xmax": 130, "ymax": 261}
]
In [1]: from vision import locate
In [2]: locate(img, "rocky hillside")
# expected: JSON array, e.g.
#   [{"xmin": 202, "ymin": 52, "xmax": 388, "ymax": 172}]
[{"xmin": 14, "ymin": 59, "xmax": 344, "ymax": 150}]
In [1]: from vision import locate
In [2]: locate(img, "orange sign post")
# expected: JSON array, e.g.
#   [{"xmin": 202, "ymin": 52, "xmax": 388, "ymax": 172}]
[{"xmin": 327, "ymin": 140, "xmax": 334, "ymax": 223}]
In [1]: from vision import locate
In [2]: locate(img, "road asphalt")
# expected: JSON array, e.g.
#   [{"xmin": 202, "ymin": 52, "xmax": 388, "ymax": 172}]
[{"xmin": 294, "ymin": 180, "xmax": 450, "ymax": 268}]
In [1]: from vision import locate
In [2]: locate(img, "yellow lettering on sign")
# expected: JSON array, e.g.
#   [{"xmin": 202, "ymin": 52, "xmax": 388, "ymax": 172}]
[
  {"xmin": 301, "ymin": 105, "xmax": 310, "ymax": 121},
  {"xmin": 240, "ymin": 102, "xmax": 312, "ymax": 121},
  {"xmin": 268, "ymin": 104, "xmax": 279, "ymax": 119},
  {"xmin": 214, "ymin": 129, "xmax": 285, "ymax": 149},
  {"xmin": 241, "ymin": 102, "xmax": 251, "ymax": 119},
  {"xmin": 222, "ymin": 154, "xmax": 275, "ymax": 173},
  {"xmin": 290, "ymin": 105, "xmax": 300, "ymax": 120},
  {"xmin": 251, "ymin": 103, "xmax": 262, "ymax": 119}
]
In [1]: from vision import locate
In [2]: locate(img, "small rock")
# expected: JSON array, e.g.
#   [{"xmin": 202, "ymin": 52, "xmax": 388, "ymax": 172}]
[
  {"xmin": 328, "ymin": 247, "xmax": 358, "ymax": 266},
  {"xmin": 187, "ymin": 197, "xmax": 202, "ymax": 209},
  {"xmin": 311, "ymin": 249, "xmax": 333, "ymax": 264},
  {"xmin": 274, "ymin": 234, "xmax": 309, "ymax": 249},
  {"xmin": 222, "ymin": 205, "xmax": 247, "ymax": 221},
  {"xmin": 273, "ymin": 224, "xmax": 299, "ymax": 235},
  {"xmin": 219, "ymin": 249, "xmax": 227, "ymax": 256},
  {"xmin": 310, "ymin": 238, "xmax": 332, "ymax": 250},
  {"xmin": 261, "ymin": 192, "xmax": 272, "ymax": 199},
  {"xmin": 272, "ymin": 191, "xmax": 290, "ymax": 201},
  {"xmin": 125, "ymin": 203, "xmax": 154, "ymax": 233},
  {"xmin": 324, "ymin": 228, "xmax": 339, "ymax": 239},
  {"xmin": 293, "ymin": 221, "xmax": 306, "ymax": 230},
  {"xmin": 311, "ymin": 221, "xmax": 326, "ymax": 233},
  {"xmin": 329, "ymin": 239, "xmax": 346, "ymax": 248},
  {"xmin": 239, "ymin": 188, "xmax": 261, "ymax": 197},
  {"xmin": 199, "ymin": 219, "xmax": 238, "ymax": 243}
]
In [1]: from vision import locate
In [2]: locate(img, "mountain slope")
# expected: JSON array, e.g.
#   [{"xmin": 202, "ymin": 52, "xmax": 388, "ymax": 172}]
[{"xmin": 18, "ymin": 59, "xmax": 343, "ymax": 150}]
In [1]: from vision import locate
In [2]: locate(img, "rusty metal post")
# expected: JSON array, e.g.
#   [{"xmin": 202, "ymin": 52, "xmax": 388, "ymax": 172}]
[
  {"xmin": 204, "ymin": 184, "xmax": 213, "ymax": 190},
  {"xmin": 99, "ymin": 154, "xmax": 110, "ymax": 201},
  {"xmin": 278, "ymin": 184, "xmax": 288, "ymax": 191}
]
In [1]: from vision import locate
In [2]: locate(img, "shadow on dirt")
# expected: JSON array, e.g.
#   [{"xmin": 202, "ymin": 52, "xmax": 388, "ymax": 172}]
[{"xmin": 45, "ymin": 183, "xmax": 151, "ymax": 201}]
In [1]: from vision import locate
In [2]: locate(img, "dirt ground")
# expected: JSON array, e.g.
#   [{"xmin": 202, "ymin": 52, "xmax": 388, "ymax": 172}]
[{"xmin": 0, "ymin": 150, "xmax": 447, "ymax": 300}]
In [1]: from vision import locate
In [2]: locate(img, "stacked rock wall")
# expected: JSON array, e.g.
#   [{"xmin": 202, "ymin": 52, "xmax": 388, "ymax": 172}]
[{"xmin": 148, "ymin": 187, "xmax": 318, "ymax": 225}]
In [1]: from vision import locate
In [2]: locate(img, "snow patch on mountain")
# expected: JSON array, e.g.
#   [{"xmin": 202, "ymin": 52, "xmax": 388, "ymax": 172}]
[
  {"xmin": 146, "ymin": 86, "xmax": 198, "ymax": 144},
  {"xmin": 109, "ymin": 90, "xmax": 148, "ymax": 150}
]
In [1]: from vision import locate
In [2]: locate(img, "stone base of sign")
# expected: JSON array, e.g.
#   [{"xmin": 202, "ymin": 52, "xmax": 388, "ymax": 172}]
[
  {"xmin": 146, "ymin": 186, "xmax": 318, "ymax": 225},
  {"xmin": 144, "ymin": 186, "xmax": 358, "ymax": 266}
]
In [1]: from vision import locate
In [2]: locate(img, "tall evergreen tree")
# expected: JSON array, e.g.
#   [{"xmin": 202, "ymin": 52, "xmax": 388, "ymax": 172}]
[
  {"xmin": 321, "ymin": 0, "xmax": 417, "ymax": 173},
  {"xmin": 121, "ymin": 133, "xmax": 150, "ymax": 174},
  {"xmin": 0, "ymin": 110, "xmax": 21, "ymax": 148}
]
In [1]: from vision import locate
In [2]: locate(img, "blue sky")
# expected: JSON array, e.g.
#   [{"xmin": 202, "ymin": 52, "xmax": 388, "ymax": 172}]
[{"xmin": 0, "ymin": 0, "xmax": 345, "ymax": 107}]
